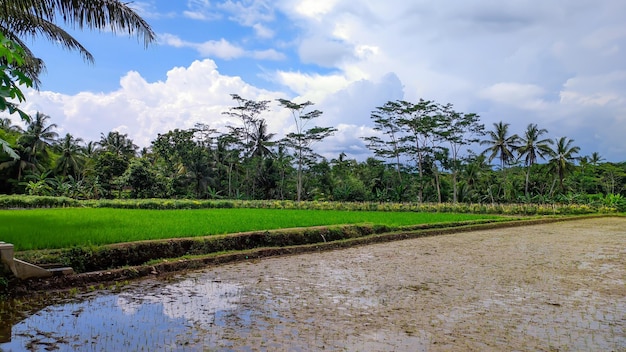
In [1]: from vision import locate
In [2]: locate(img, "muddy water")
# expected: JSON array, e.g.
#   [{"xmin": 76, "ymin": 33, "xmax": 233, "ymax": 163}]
[{"xmin": 1, "ymin": 217, "xmax": 625, "ymax": 351}]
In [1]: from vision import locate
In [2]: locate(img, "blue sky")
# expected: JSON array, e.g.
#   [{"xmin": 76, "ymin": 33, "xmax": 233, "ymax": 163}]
[{"xmin": 17, "ymin": 0, "xmax": 626, "ymax": 162}]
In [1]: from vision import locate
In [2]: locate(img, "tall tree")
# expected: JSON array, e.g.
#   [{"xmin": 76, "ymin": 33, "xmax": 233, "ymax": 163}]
[
  {"xmin": 480, "ymin": 121, "xmax": 520, "ymax": 201},
  {"xmin": 480, "ymin": 121, "xmax": 519, "ymax": 170},
  {"xmin": 0, "ymin": 0, "xmax": 155, "ymax": 83},
  {"xmin": 98, "ymin": 131, "xmax": 137, "ymax": 159},
  {"xmin": 278, "ymin": 98, "xmax": 336, "ymax": 201},
  {"xmin": 20, "ymin": 111, "xmax": 58, "ymax": 164},
  {"xmin": 54, "ymin": 133, "xmax": 84, "ymax": 178},
  {"xmin": 517, "ymin": 123, "xmax": 552, "ymax": 197},
  {"xmin": 589, "ymin": 152, "xmax": 604, "ymax": 166},
  {"xmin": 547, "ymin": 136, "xmax": 580, "ymax": 193},
  {"xmin": 363, "ymin": 101, "xmax": 405, "ymax": 184},
  {"xmin": 438, "ymin": 103, "xmax": 484, "ymax": 203},
  {"xmin": 223, "ymin": 94, "xmax": 271, "ymax": 197},
  {"xmin": 397, "ymin": 99, "xmax": 440, "ymax": 203}
]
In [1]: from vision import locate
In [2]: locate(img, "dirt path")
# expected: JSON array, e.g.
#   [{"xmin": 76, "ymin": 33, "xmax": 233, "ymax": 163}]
[{"xmin": 196, "ymin": 217, "xmax": 626, "ymax": 351}]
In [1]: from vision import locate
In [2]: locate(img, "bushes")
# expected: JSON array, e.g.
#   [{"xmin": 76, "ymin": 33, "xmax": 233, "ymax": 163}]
[
  {"xmin": 0, "ymin": 195, "xmax": 80, "ymax": 208},
  {"xmin": 0, "ymin": 194, "xmax": 618, "ymax": 215}
]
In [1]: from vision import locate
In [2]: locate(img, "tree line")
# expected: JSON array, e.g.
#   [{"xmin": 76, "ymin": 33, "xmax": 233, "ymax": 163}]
[{"xmin": 1, "ymin": 94, "xmax": 624, "ymax": 206}]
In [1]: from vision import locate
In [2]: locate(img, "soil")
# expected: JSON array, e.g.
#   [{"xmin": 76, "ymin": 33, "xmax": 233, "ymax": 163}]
[
  {"xmin": 190, "ymin": 217, "xmax": 626, "ymax": 351},
  {"xmin": 2, "ymin": 217, "xmax": 625, "ymax": 351}
]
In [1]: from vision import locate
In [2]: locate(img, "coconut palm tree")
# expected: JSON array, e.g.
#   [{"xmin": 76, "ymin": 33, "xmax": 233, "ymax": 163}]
[
  {"xmin": 480, "ymin": 121, "xmax": 520, "ymax": 170},
  {"xmin": 480, "ymin": 121, "xmax": 520, "ymax": 201},
  {"xmin": 547, "ymin": 136, "xmax": 580, "ymax": 192},
  {"xmin": 54, "ymin": 133, "xmax": 85, "ymax": 178},
  {"xmin": 517, "ymin": 123, "xmax": 552, "ymax": 197},
  {"xmin": 20, "ymin": 111, "xmax": 58, "ymax": 164},
  {"xmin": 98, "ymin": 131, "xmax": 137, "ymax": 159},
  {"xmin": 0, "ymin": 0, "xmax": 155, "ymax": 83},
  {"xmin": 589, "ymin": 152, "xmax": 605, "ymax": 166}
]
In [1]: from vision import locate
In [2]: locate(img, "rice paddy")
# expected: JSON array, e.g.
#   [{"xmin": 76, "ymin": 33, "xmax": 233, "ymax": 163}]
[{"xmin": 0, "ymin": 208, "xmax": 502, "ymax": 250}]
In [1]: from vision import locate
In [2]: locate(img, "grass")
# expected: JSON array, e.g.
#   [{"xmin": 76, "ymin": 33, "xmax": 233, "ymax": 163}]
[{"xmin": 0, "ymin": 208, "xmax": 503, "ymax": 251}]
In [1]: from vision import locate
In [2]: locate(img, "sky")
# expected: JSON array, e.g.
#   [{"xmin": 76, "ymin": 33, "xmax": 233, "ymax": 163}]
[{"xmin": 14, "ymin": 0, "xmax": 626, "ymax": 162}]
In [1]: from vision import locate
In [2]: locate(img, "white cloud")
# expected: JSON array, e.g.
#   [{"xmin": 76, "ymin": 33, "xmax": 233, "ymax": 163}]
[
  {"xmin": 128, "ymin": 1, "xmax": 176, "ymax": 19},
  {"xmin": 253, "ymin": 23, "xmax": 275, "ymax": 39},
  {"xmin": 196, "ymin": 39, "xmax": 246, "ymax": 59},
  {"xmin": 160, "ymin": 34, "xmax": 245, "ymax": 59},
  {"xmin": 218, "ymin": 0, "xmax": 275, "ymax": 26},
  {"xmin": 160, "ymin": 34, "xmax": 284, "ymax": 61},
  {"xmin": 478, "ymin": 83, "xmax": 547, "ymax": 110},
  {"xmin": 183, "ymin": 0, "xmax": 221, "ymax": 21},
  {"xmin": 294, "ymin": 0, "xmax": 339, "ymax": 19},
  {"xmin": 251, "ymin": 49, "xmax": 285, "ymax": 60},
  {"xmin": 560, "ymin": 71, "xmax": 626, "ymax": 107},
  {"xmin": 23, "ymin": 60, "xmax": 284, "ymax": 148}
]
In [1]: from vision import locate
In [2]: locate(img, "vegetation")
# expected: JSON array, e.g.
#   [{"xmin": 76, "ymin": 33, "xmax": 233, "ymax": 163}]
[
  {"xmin": 0, "ymin": 0, "xmax": 155, "ymax": 84},
  {"xmin": 0, "ymin": 207, "xmax": 504, "ymax": 251},
  {"xmin": 1, "ymin": 96, "xmax": 624, "ymax": 210}
]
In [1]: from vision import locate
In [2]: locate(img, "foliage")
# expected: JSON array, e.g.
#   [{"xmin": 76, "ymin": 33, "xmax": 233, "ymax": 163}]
[
  {"xmin": 0, "ymin": 32, "xmax": 33, "ymax": 160},
  {"xmin": 278, "ymin": 98, "xmax": 337, "ymax": 201},
  {"xmin": 0, "ymin": 206, "xmax": 504, "ymax": 250},
  {"xmin": 1, "ymin": 95, "xmax": 625, "ymax": 209},
  {"xmin": 0, "ymin": 0, "xmax": 155, "ymax": 83}
]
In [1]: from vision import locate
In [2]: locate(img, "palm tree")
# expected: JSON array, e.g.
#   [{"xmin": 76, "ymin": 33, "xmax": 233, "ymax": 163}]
[
  {"xmin": 98, "ymin": 131, "xmax": 137, "ymax": 159},
  {"xmin": 0, "ymin": 0, "xmax": 155, "ymax": 83},
  {"xmin": 517, "ymin": 123, "xmax": 552, "ymax": 197},
  {"xmin": 589, "ymin": 152, "xmax": 604, "ymax": 166},
  {"xmin": 20, "ymin": 111, "xmax": 58, "ymax": 163},
  {"xmin": 54, "ymin": 133, "xmax": 85, "ymax": 178},
  {"xmin": 0, "ymin": 117, "xmax": 23, "ymax": 133},
  {"xmin": 480, "ymin": 121, "xmax": 520, "ymax": 170},
  {"xmin": 547, "ymin": 137, "xmax": 580, "ymax": 192},
  {"xmin": 480, "ymin": 121, "xmax": 520, "ymax": 201},
  {"xmin": 250, "ymin": 119, "xmax": 275, "ymax": 159}
]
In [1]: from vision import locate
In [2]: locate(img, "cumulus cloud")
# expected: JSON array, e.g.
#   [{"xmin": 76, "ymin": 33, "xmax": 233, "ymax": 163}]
[{"xmin": 23, "ymin": 60, "xmax": 284, "ymax": 148}]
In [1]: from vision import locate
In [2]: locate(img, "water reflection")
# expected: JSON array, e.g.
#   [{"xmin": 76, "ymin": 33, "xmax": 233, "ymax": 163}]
[{"xmin": 0, "ymin": 275, "xmax": 241, "ymax": 351}]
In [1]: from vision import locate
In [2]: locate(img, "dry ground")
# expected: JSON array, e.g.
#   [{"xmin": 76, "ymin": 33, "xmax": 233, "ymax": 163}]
[{"xmin": 195, "ymin": 217, "xmax": 626, "ymax": 351}]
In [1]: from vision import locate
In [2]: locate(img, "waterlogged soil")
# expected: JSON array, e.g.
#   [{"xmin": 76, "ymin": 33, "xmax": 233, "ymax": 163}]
[{"xmin": 1, "ymin": 217, "xmax": 625, "ymax": 351}]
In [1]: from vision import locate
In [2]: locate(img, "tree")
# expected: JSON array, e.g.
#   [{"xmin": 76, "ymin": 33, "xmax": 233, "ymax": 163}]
[
  {"xmin": 481, "ymin": 121, "xmax": 519, "ymax": 170},
  {"xmin": 480, "ymin": 121, "xmax": 520, "ymax": 201},
  {"xmin": 547, "ymin": 136, "xmax": 580, "ymax": 193},
  {"xmin": 20, "ymin": 111, "xmax": 58, "ymax": 165},
  {"xmin": 0, "ymin": 0, "xmax": 155, "ymax": 83},
  {"xmin": 363, "ymin": 101, "xmax": 405, "ymax": 184},
  {"xmin": 589, "ymin": 152, "xmax": 604, "ymax": 166},
  {"xmin": 397, "ymin": 99, "xmax": 441, "ymax": 203},
  {"xmin": 223, "ymin": 95, "xmax": 271, "ymax": 156},
  {"xmin": 54, "ymin": 133, "xmax": 84, "ymax": 178},
  {"xmin": 120, "ymin": 157, "xmax": 163, "ymax": 198},
  {"xmin": 278, "ymin": 99, "xmax": 336, "ymax": 201},
  {"xmin": 438, "ymin": 104, "xmax": 484, "ymax": 203},
  {"xmin": 98, "ymin": 131, "xmax": 137, "ymax": 159},
  {"xmin": 517, "ymin": 123, "xmax": 552, "ymax": 197},
  {"xmin": 0, "ymin": 32, "xmax": 32, "ymax": 159}
]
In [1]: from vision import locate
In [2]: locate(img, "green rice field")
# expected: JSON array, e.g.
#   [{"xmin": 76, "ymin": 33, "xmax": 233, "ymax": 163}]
[{"xmin": 0, "ymin": 208, "xmax": 503, "ymax": 251}]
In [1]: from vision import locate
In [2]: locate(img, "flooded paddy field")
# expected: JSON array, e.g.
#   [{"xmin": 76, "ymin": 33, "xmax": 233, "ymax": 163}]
[{"xmin": 1, "ymin": 217, "xmax": 625, "ymax": 351}]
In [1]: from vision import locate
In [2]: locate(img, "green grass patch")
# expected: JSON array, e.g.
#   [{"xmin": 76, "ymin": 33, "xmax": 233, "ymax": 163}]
[{"xmin": 0, "ymin": 208, "xmax": 502, "ymax": 251}]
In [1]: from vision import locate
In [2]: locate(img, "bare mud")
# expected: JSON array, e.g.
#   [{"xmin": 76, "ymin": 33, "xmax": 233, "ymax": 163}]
[{"xmin": 2, "ymin": 217, "xmax": 625, "ymax": 351}]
